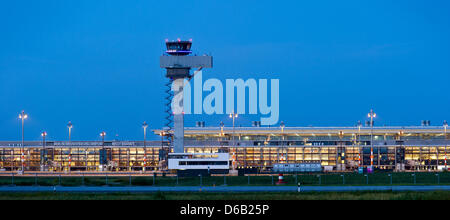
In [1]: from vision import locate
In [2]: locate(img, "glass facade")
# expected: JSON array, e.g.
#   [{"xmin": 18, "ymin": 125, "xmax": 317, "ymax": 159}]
[{"xmin": 0, "ymin": 126, "xmax": 448, "ymax": 172}]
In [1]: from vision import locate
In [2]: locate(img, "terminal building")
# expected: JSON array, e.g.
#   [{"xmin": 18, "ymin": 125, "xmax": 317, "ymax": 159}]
[{"xmin": 0, "ymin": 123, "xmax": 448, "ymax": 172}]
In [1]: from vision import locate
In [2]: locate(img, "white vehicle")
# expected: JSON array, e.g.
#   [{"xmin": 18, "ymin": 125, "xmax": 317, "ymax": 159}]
[{"xmin": 168, "ymin": 153, "xmax": 229, "ymax": 171}]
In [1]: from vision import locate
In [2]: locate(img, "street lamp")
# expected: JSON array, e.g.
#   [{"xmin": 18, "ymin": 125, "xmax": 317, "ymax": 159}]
[
  {"xmin": 99, "ymin": 131, "xmax": 106, "ymax": 171},
  {"xmin": 399, "ymin": 130, "xmax": 404, "ymax": 168},
  {"xmin": 229, "ymin": 112, "xmax": 238, "ymax": 146},
  {"xmin": 368, "ymin": 109, "xmax": 376, "ymax": 171},
  {"xmin": 41, "ymin": 131, "xmax": 47, "ymax": 147},
  {"xmin": 100, "ymin": 131, "xmax": 106, "ymax": 147},
  {"xmin": 444, "ymin": 121, "xmax": 448, "ymax": 139},
  {"xmin": 67, "ymin": 121, "xmax": 73, "ymax": 142},
  {"xmin": 219, "ymin": 121, "xmax": 225, "ymax": 151},
  {"xmin": 142, "ymin": 121, "xmax": 148, "ymax": 172},
  {"xmin": 220, "ymin": 121, "xmax": 225, "ymax": 136},
  {"xmin": 229, "ymin": 112, "xmax": 238, "ymax": 170},
  {"xmin": 444, "ymin": 121, "xmax": 448, "ymax": 170},
  {"xmin": 159, "ymin": 131, "xmax": 165, "ymax": 149},
  {"xmin": 66, "ymin": 121, "xmax": 73, "ymax": 172},
  {"xmin": 280, "ymin": 121, "xmax": 286, "ymax": 163},
  {"xmin": 398, "ymin": 130, "xmax": 404, "ymax": 140},
  {"xmin": 18, "ymin": 110, "xmax": 28, "ymax": 173},
  {"xmin": 338, "ymin": 130, "xmax": 344, "ymax": 171},
  {"xmin": 41, "ymin": 131, "xmax": 47, "ymax": 169},
  {"xmin": 357, "ymin": 121, "xmax": 362, "ymax": 168}
]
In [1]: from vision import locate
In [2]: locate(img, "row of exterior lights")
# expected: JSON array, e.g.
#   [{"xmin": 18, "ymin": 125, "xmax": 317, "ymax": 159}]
[
  {"xmin": 222, "ymin": 110, "xmax": 447, "ymax": 171},
  {"xmin": 16, "ymin": 109, "xmax": 448, "ymax": 172},
  {"xmin": 17, "ymin": 110, "xmax": 151, "ymax": 172},
  {"xmin": 359, "ymin": 110, "xmax": 448, "ymax": 170}
]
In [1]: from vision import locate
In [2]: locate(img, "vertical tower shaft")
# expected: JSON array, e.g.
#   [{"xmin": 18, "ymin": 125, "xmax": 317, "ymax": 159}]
[{"xmin": 160, "ymin": 40, "xmax": 212, "ymax": 154}]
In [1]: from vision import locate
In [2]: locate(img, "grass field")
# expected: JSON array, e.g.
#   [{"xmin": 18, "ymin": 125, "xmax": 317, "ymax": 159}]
[
  {"xmin": 0, "ymin": 191, "xmax": 449, "ymax": 200},
  {"xmin": 0, "ymin": 172, "xmax": 449, "ymax": 187}
]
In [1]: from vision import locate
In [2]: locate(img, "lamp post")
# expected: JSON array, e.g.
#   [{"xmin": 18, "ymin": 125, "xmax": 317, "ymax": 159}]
[
  {"xmin": 444, "ymin": 121, "xmax": 448, "ymax": 170},
  {"xmin": 396, "ymin": 130, "xmax": 403, "ymax": 171},
  {"xmin": 229, "ymin": 112, "xmax": 238, "ymax": 170},
  {"xmin": 338, "ymin": 130, "xmax": 344, "ymax": 171},
  {"xmin": 100, "ymin": 131, "xmax": 106, "ymax": 147},
  {"xmin": 160, "ymin": 131, "xmax": 165, "ymax": 148},
  {"xmin": 368, "ymin": 110, "xmax": 376, "ymax": 171},
  {"xmin": 67, "ymin": 121, "xmax": 73, "ymax": 172},
  {"xmin": 100, "ymin": 131, "xmax": 106, "ymax": 171},
  {"xmin": 41, "ymin": 131, "xmax": 47, "ymax": 170},
  {"xmin": 41, "ymin": 131, "xmax": 47, "ymax": 147},
  {"xmin": 219, "ymin": 121, "xmax": 225, "ymax": 151},
  {"xmin": 220, "ymin": 121, "xmax": 224, "ymax": 137},
  {"xmin": 357, "ymin": 121, "xmax": 362, "ymax": 168},
  {"xmin": 67, "ymin": 121, "xmax": 73, "ymax": 142},
  {"xmin": 280, "ymin": 121, "xmax": 286, "ymax": 163},
  {"xmin": 229, "ymin": 112, "xmax": 238, "ymax": 146},
  {"xmin": 18, "ymin": 111, "xmax": 28, "ymax": 173},
  {"xmin": 142, "ymin": 121, "xmax": 148, "ymax": 172}
]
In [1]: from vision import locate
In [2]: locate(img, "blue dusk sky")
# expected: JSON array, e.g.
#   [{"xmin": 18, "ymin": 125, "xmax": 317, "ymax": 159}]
[{"xmin": 0, "ymin": 0, "xmax": 449, "ymax": 141}]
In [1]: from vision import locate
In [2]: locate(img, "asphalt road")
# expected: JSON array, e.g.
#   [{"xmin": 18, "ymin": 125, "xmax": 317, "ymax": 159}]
[{"xmin": 0, "ymin": 185, "xmax": 449, "ymax": 193}]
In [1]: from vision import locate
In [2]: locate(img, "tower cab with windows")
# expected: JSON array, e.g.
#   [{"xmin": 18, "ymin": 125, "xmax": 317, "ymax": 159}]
[{"xmin": 165, "ymin": 39, "xmax": 192, "ymax": 56}]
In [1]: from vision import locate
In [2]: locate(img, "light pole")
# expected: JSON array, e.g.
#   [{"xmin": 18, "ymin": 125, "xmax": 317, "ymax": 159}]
[
  {"xmin": 67, "ymin": 121, "xmax": 73, "ymax": 142},
  {"xmin": 67, "ymin": 121, "xmax": 73, "ymax": 172},
  {"xmin": 100, "ymin": 131, "xmax": 106, "ymax": 146},
  {"xmin": 220, "ymin": 121, "xmax": 224, "ymax": 136},
  {"xmin": 444, "ymin": 121, "xmax": 448, "ymax": 170},
  {"xmin": 357, "ymin": 121, "xmax": 362, "ymax": 169},
  {"xmin": 368, "ymin": 109, "xmax": 376, "ymax": 172},
  {"xmin": 219, "ymin": 121, "xmax": 225, "ymax": 151},
  {"xmin": 338, "ymin": 130, "xmax": 344, "ymax": 171},
  {"xmin": 160, "ymin": 131, "xmax": 165, "ymax": 148},
  {"xmin": 18, "ymin": 111, "xmax": 28, "ymax": 173},
  {"xmin": 41, "ymin": 131, "xmax": 47, "ymax": 170},
  {"xmin": 397, "ymin": 130, "xmax": 404, "ymax": 171},
  {"xmin": 229, "ymin": 112, "xmax": 238, "ymax": 170},
  {"xmin": 142, "ymin": 121, "xmax": 148, "ymax": 172},
  {"xmin": 280, "ymin": 121, "xmax": 285, "ymax": 163},
  {"xmin": 100, "ymin": 131, "xmax": 106, "ymax": 171},
  {"xmin": 229, "ymin": 112, "xmax": 238, "ymax": 146}
]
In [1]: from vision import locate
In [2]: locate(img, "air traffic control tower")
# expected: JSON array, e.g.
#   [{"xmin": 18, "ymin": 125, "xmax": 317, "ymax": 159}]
[{"xmin": 160, "ymin": 39, "xmax": 213, "ymax": 153}]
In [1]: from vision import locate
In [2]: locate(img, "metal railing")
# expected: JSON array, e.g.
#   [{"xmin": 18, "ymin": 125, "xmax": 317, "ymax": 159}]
[{"xmin": 1, "ymin": 172, "xmax": 449, "ymax": 187}]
